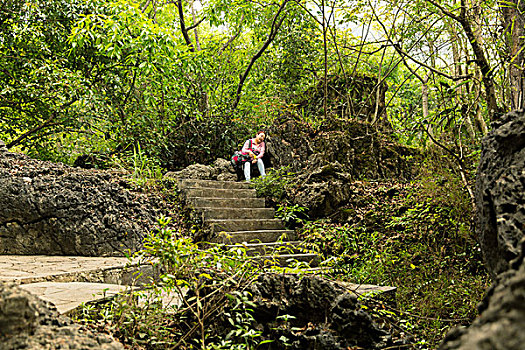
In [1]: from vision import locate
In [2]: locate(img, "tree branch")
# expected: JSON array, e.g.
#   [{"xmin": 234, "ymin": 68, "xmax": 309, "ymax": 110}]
[
  {"xmin": 176, "ymin": 0, "xmax": 195, "ymax": 52},
  {"xmin": 187, "ymin": 16, "xmax": 206, "ymax": 31},
  {"xmin": 217, "ymin": 15, "xmax": 245, "ymax": 56},
  {"xmin": 6, "ymin": 98, "xmax": 78, "ymax": 149},
  {"xmin": 231, "ymin": 0, "xmax": 289, "ymax": 110}
]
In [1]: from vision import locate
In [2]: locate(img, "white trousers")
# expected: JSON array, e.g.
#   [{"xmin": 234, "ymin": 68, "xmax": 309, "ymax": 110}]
[{"xmin": 244, "ymin": 158, "xmax": 266, "ymax": 182}]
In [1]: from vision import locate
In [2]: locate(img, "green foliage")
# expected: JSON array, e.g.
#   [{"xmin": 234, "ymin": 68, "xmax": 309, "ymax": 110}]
[
  {"xmin": 275, "ymin": 203, "xmax": 308, "ymax": 227},
  {"xmin": 108, "ymin": 143, "xmax": 163, "ymax": 189},
  {"xmin": 250, "ymin": 166, "xmax": 295, "ymax": 202},
  {"xmin": 298, "ymin": 165, "xmax": 489, "ymax": 347},
  {"xmin": 74, "ymin": 216, "xmax": 280, "ymax": 349}
]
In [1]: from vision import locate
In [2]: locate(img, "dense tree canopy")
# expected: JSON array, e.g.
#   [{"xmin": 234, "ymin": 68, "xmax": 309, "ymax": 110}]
[{"xmin": 1, "ymin": 0, "xmax": 524, "ymax": 166}]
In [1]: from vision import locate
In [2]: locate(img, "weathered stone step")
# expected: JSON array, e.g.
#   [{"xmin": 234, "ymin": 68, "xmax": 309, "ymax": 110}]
[
  {"xmin": 188, "ymin": 197, "xmax": 265, "ymax": 208},
  {"xmin": 185, "ymin": 187, "xmax": 256, "ymax": 199},
  {"xmin": 259, "ymin": 253, "xmax": 321, "ymax": 267},
  {"xmin": 201, "ymin": 207, "xmax": 275, "ymax": 220},
  {"xmin": 19, "ymin": 281, "xmax": 131, "ymax": 315},
  {"xmin": 0, "ymin": 255, "xmax": 157, "ymax": 286},
  {"xmin": 208, "ymin": 219, "xmax": 285, "ymax": 233},
  {"xmin": 211, "ymin": 230, "xmax": 296, "ymax": 244},
  {"xmin": 179, "ymin": 179, "xmax": 250, "ymax": 190},
  {"xmin": 228, "ymin": 241, "xmax": 309, "ymax": 255}
]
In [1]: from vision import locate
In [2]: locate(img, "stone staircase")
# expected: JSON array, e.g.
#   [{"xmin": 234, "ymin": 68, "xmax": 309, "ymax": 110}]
[{"xmin": 179, "ymin": 179, "xmax": 320, "ymax": 267}]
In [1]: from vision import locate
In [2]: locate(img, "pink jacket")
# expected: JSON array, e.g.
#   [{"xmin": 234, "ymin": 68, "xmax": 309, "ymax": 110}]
[{"xmin": 242, "ymin": 139, "xmax": 265, "ymax": 159}]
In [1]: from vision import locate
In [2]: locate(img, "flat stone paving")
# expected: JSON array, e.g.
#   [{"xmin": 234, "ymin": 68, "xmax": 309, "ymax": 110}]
[
  {"xmin": 19, "ymin": 281, "xmax": 131, "ymax": 314},
  {"xmin": 0, "ymin": 255, "xmax": 132, "ymax": 284}
]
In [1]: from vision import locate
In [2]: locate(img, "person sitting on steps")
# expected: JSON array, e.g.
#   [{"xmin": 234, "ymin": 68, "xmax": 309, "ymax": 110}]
[{"xmin": 241, "ymin": 131, "xmax": 266, "ymax": 182}]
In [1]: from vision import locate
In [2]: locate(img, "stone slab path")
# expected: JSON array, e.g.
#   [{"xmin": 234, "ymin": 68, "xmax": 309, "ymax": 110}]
[
  {"xmin": 0, "ymin": 255, "xmax": 155, "ymax": 315},
  {"xmin": 19, "ymin": 281, "xmax": 131, "ymax": 314},
  {"xmin": 0, "ymin": 255, "xmax": 132, "ymax": 284}
]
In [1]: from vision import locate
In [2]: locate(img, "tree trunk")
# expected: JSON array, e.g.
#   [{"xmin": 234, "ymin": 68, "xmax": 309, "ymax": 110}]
[{"xmin": 501, "ymin": 0, "xmax": 525, "ymax": 110}]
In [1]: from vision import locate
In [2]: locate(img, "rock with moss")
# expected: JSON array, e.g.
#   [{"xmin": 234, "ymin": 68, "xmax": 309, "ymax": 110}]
[
  {"xmin": 246, "ymin": 274, "xmax": 400, "ymax": 349},
  {"xmin": 263, "ymin": 116, "xmax": 418, "ymax": 218},
  {"xmin": 163, "ymin": 158, "xmax": 236, "ymax": 182}
]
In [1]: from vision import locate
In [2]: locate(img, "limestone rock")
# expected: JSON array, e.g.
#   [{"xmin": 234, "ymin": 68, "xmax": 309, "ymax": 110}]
[
  {"xmin": 247, "ymin": 274, "xmax": 394, "ymax": 349},
  {"xmin": 0, "ymin": 282, "xmax": 123, "ymax": 350},
  {"xmin": 264, "ymin": 116, "xmax": 418, "ymax": 218},
  {"xmin": 440, "ymin": 110, "xmax": 525, "ymax": 350},
  {"xmin": 164, "ymin": 157, "xmax": 239, "ymax": 183},
  {"xmin": 164, "ymin": 163, "xmax": 216, "ymax": 180},
  {"xmin": 266, "ymin": 116, "xmax": 416, "ymax": 179},
  {"xmin": 0, "ymin": 152, "xmax": 170, "ymax": 256},
  {"xmin": 475, "ymin": 110, "xmax": 525, "ymax": 278},
  {"xmin": 292, "ymin": 162, "xmax": 353, "ymax": 218},
  {"xmin": 213, "ymin": 157, "xmax": 235, "ymax": 174},
  {"xmin": 440, "ymin": 240, "xmax": 525, "ymax": 350},
  {"xmin": 217, "ymin": 172, "xmax": 237, "ymax": 181},
  {"xmin": 0, "ymin": 140, "xmax": 6, "ymax": 153}
]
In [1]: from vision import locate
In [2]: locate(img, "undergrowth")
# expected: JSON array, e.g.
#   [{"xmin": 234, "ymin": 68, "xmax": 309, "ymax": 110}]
[{"xmin": 298, "ymin": 158, "xmax": 489, "ymax": 348}]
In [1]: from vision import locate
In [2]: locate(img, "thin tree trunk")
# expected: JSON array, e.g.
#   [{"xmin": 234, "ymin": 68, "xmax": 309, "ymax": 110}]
[
  {"xmin": 191, "ymin": 1, "xmax": 202, "ymax": 51},
  {"xmin": 501, "ymin": 0, "xmax": 525, "ymax": 110},
  {"xmin": 322, "ymin": 0, "xmax": 328, "ymax": 120}
]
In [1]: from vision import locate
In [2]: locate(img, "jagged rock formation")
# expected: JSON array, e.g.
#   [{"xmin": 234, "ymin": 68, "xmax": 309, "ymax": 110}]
[
  {"xmin": 295, "ymin": 75, "xmax": 389, "ymax": 128},
  {"xmin": 475, "ymin": 110, "xmax": 525, "ymax": 278},
  {"xmin": 440, "ymin": 110, "xmax": 525, "ymax": 349},
  {"xmin": 246, "ymin": 274, "xmax": 396, "ymax": 349},
  {"xmin": 0, "ymin": 152, "xmax": 171, "ymax": 256},
  {"xmin": 440, "ymin": 239, "xmax": 525, "ymax": 350},
  {"xmin": 0, "ymin": 282, "xmax": 123, "ymax": 349},
  {"xmin": 165, "ymin": 158, "xmax": 237, "ymax": 182},
  {"xmin": 264, "ymin": 117, "xmax": 418, "ymax": 218}
]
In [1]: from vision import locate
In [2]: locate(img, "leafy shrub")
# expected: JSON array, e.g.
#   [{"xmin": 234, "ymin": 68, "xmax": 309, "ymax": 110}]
[
  {"xmin": 275, "ymin": 203, "xmax": 308, "ymax": 228},
  {"xmin": 74, "ymin": 216, "xmax": 279, "ymax": 349},
  {"xmin": 250, "ymin": 166, "xmax": 296, "ymax": 203}
]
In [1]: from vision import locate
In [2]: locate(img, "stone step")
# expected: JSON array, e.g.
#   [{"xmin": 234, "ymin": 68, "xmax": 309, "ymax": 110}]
[
  {"xmin": 227, "ymin": 241, "xmax": 309, "ymax": 255},
  {"xmin": 259, "ymin": 253, "xmax": 321, "ymax": 267},
  {"xmin": 184, "ymin": 187, "xmax": 256, "ymax": 199},
  {"xmin": 179, "ymin": 179, "xmax": 251, "ymax": 190},
  {"xmin": 208, "ymin": 219, "xmax": 285, "ymax": 233},
  {"xmin": 201, "ymin": 207, "xmax": 275, "ymax": 220},
  {"xmin": 211, "ymin": 230, "xmax": 296, "ymax": 244},
  {"xmin": 19, "ymin": 281, "xmax": 132, "ymax": 315},
  {"xmin": 189, "ymin": 197, "xmax": 266, "ymax": 209},
  {"xmin": 0, "ymin": 255, "xmax": 157, "ymax": 286}
]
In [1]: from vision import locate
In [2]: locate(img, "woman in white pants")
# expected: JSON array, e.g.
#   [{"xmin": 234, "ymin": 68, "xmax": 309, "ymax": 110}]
[{"xmin": 241, "ymin": 131, "xmax": 266, "ymax": 182}]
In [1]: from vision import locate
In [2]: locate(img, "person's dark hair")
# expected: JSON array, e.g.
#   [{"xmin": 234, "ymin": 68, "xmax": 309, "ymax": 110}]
[{"xmin": 257, "ymin": 130, "xmax": 266, "ymax": 135}]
